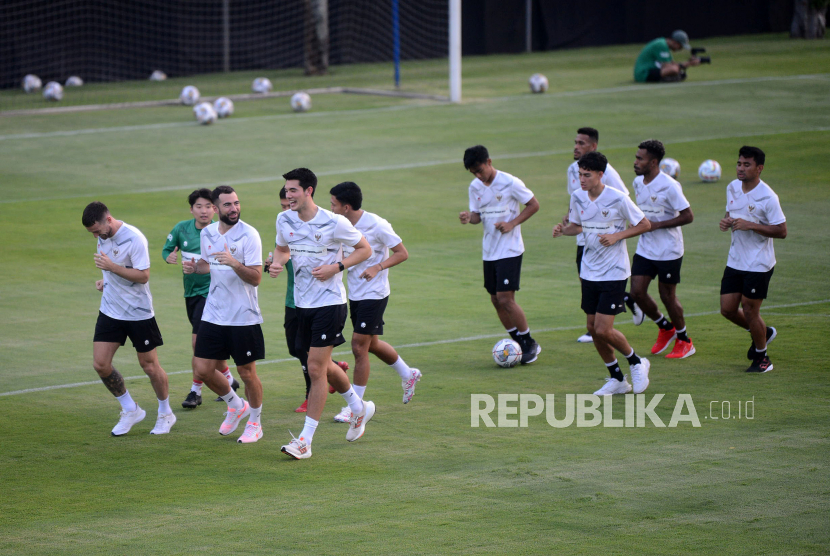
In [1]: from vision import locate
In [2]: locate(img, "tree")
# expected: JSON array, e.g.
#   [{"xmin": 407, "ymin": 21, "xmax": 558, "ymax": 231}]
[{"xmin": 791, "ymin": 0, "xmax": 827, "ymax": 38}]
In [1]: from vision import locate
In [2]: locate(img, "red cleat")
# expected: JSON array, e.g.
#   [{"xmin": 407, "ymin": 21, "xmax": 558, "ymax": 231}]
[
  {"xmin": 665, "ymin": 339, "xmax": 696, "ymax": 359},
  {"xmin": 651, "ymin": 328, "xmax": 677, "ymax": 354},
  {"xmin": 295, "ymin": 399, "xmax": 308, "ymax": 413}
]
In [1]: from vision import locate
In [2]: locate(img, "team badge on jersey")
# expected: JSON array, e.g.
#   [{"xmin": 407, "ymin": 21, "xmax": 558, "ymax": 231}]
[
  {"xmin": 749, "ymin": 205, "xmax": 755, "ymax": 212},
  {"xmin": 230, "ymin": 245, "xmax": 237, "ymax": 254},
  {"xmin": 314, "ymin": 233, "xmax": 322, "ymax": 242},
  {"xmin": 651, "ymin": 196, "xmax": 657, "ymax": 202},
  {"xmin": 183, "ymin": 241, "xmax": 188, "ymax": 247},
  {"xmin": 496, "ymin": 195, "xmax": 503, "ymax": 201},
  {"xmin": 113, "ymin": 248, "xmax": 119, "ymax": 256},
  {"xmin": 602, "ymin": 210, "xmax": 609, "ymax": 217}
]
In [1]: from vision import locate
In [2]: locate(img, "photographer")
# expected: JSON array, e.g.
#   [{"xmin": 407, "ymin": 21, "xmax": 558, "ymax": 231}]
[{"xmin": 634, "ymin": 30, "xmax": 704, "ymax": 83}]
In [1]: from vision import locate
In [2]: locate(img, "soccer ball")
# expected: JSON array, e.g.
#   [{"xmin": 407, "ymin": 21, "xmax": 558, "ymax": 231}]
[
  {"xmin": 180, "ymin": 85, "xmax": 200, "ymax": 106},
  {"xmin": 492, "ymin": 339, "xmax": 522, "ymax": 368},
  {"xmin": 149, "ymin": 70, "xmax": 167, "ymax": 81},
  {"xmin": 214, "ymin": 97, "xmax": 234, "ymax": 118},
  {"xmin": 193, "ymin": 102, "xmax": 217, "ymax": 125},
  {"xmin": 65, "ymin": 76, "xmax": 83, "ymax": 87},
  {"xmin": 22, "ymin": 74, "xmax": 42, "ymax": 93},
  {"xmin": 43, "ymin": 81, "xmax": 64, "ymax": 101},
  {"xmin": 528, "ymin": 73, "xmax": 549, "ymax": 94},
  {"xmin": 698, "ymin": 159, "xmax": 722, "ymax": 182},
  {"xmin": 291, "ymin": 92, "xmax": 312, "ymax": 112},
  {"xmin": 252, "ymin": 77, "xmax": 273, "ymax": 93},
  {"xmin": 660, "ymin": 157, "xmax": 681, "ymax": 179}
]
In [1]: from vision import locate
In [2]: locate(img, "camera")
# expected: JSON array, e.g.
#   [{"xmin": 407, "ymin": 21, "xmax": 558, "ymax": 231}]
[{"xmin": 691, "ymin": 47, "xmax": 711, "ymax": 64}]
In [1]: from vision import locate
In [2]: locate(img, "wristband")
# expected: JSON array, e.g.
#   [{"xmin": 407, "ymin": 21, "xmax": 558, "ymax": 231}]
[
  {"xmin": 379, "ymin": 262, "xmax": 384, "ymax": 271},
  {"xmin": 337, "ymin": 261, "xmax": 345, "ymax": 272}
]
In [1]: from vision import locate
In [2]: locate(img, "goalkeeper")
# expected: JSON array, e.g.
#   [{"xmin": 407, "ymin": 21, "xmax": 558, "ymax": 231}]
[{"xmin": 634, "ymin": 30, "xmax": 701, "ymax": 83}]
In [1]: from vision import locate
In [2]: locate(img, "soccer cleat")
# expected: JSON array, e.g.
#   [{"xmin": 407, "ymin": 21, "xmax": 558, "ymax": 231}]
[
  {"xmin": 402, "ymin": 368, "xmax": 422, "ymax": 404},
  {"xmin": 219, "ymin": 400, "xmax": 251, "ymax": 436},
  {"xmin": 747, "ymin": 326, "xmax": 777, "ymax": 360},
  {"xmin": 182, "ymin": 390, "xmax": 202, "ymax": 409},
  {"xmin": 111, "ymin": 406, "xmax": 146, "ymax": 436},
  {"xmin": 281, "ymin": 432, "xmax": 312, "ymax": 459},
  {"xmin": 630, "ymin": 358, "xmax": 651, "ymax": 394},
  {"xmin": 150, "ymin": 412, "xmax": 177, "ymax": 435},
  {"xmin": 333, "ymin": 406, "xmax": 351, "ymax": 423},
  {"xmin": 746, "ymin": 355, "xmax": 773, "ymax": 373},
  {"xmin": 631, "ymin": 302, "xmax": 645, "ymax": 326},
  {"xmin": 651, "ymin": 327, "xmax": 677, "ymax": 354},
  {"xmin": 576, "ymin": 334, "xmax": 594, "ymax": 343},
  {"xmin": 295, "ymin": 399, "xmax": 308, "ymax": 413},
  {"xmin": 520, "ymin": 339, "xmax": 541, "ymax": 365},
  {"xmin": 593, "ymin": 377, "xmax": 632, "ymax": 396},
  {"xmin": 666, "ymin": 339, "xmax": 696, "ymax": 359},
  {"xmin": 237, "ymin": 421, "xmax": 263, "ymax": 443},
  {"xmin": 215, "ymin": 377, "xmax": 240, "ymax": 402},
  {"xmin": 346, "ymin": 400, "xmax": 375, "ymax": 442}
]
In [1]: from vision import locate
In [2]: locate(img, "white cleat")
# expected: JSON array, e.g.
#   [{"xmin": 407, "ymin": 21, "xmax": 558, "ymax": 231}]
[
  {"xmin": 346, "ymin": 400, "xmax": 375, "ymax": 442},
  {"xmin": 577, "ymin": 334, "xmax": 594, "ymax": 343},
  {"xmin": 333, "ymin": 406, "xmax": 351, "ymax": 423},
  {"xmin": 281, "ymin": 432, "xmax": 312, "ymax": 459},
  {"xmin": 593, "ymin": 377, "xmax": 633, "ymax": 396},
  {"xmin": 632, "ymin": 302, "xmax": 645, "ymax": 326},
  {"xmin": 237, "ymin": 421, "xmax": 263, "ymax": 443},
  {"xmin": 150, "ymin": 412, "xmax": 177, "ymax": 435},
  {"xmin": 112, "ymin": 406, "xmax": 146, "ymax": 436},
  {"xmin": 219, "ymin": 400, "xmax": 251, "ymax": 435},
  {"xmin": 630, "ymin": 358, "xmax": 651, "ymax": 394},
  {"xmin": 402, "ymin": 368, "xmax": 422, "ymax": 404}
]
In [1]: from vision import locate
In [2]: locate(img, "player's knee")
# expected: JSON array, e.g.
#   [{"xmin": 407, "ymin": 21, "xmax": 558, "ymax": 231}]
[
  {"xmin": 659, "ymin": 289, "xmax": 675, "ymax": 306},
  {"xmin": 92, "ymin": 359, "xmax": 110, "ymax": 375},
  {"xmin": 586, "ymin": 322, "xmax": 597, "ymax": 337},
  {"xmin": 495, "ymin": 292, "xmax": 514, "ymax": 308}
]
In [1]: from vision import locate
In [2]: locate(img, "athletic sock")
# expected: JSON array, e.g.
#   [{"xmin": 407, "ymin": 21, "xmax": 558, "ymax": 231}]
[
  {"xmin": 191, "ymin": 380, "xmax": 203, "ymax": 395},
  {"xmin": 116, "ymin": 391, "xmax": 138, "ymax": 412},
  {"xmin": 340, "ymin": 387, "xmax": 365, "ymax": 415},
  {"xmin": 517, "ymin": 329, "xmax": 534, "ymax": 344},
  {"xmin": 507, "ymin": 327, "xmax": 519, "ymax": 342},
  {"xmin": 754, "ymin": 347, "xmax": 767, "ymax": 359},
  {"xmin": 157, "ymin": 397, "xmax": 171, "ymax": 415},
  {"xmin": 300, "ymin": 416, "xmax": 319, "ymax": 444},
  {"xmin": 653, "ymin": 314, "xmax": 674, "ymax": 331},
  {"xmin": 220, "ymin": 390, "xmax": 244, "ymax": 410},
  {"xmin": 625, "ymin": 349, "xmax": 642, "ymax": 367},
  {"xmin": 390, "ymin": 356, "xmax": 411, "ymax": 380},
  {"xmin": 676, "ymin": 327, "xmax": 690, "ymax": 342},
  {"xmin": 353, "ymin": 384, "xmax": 366, "ymax": 399},
  {"xmin": 249, "ymin": 405, "xmax": 262, "ymax": 423},
  {"xmin": 222, "ymin": 368, "xmax": 233, "ymax": 384},
  {"xmin": 605, "ymin": 360, "xmax": 624, "ymax": 381}
]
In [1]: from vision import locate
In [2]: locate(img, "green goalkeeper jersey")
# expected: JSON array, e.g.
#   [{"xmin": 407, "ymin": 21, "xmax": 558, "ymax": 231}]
[
  {"xmin": 285, "ymin": 258, "xmax": 295, "ymax": 308},
  {"xmin": 634, "ymin": 38, "xmax": 673, "ymax": 82},
  {"xmin": 162, "ymin": 219, "xmax": 212, "ymax": 298}
]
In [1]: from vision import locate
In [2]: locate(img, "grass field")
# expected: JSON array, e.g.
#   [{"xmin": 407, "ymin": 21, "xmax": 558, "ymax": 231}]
[{"xmin": 1, "ymin": 34, "xmax": 829, "ymax": 555}]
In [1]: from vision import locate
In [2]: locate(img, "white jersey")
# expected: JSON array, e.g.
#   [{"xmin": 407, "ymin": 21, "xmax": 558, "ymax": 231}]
[
  {"xmin": 567, "ymin": 161, "xmax": 629, "ymax": 246},
  {"xmin": 276, "ymin": 206, "xmax": 363, "ymax": 309},
  {"xmin": 569, "ymin": 186, "xmax": 645, "ymax": 282},
  {"xmin": 344, "ymin": 211, "xmax": 403, "ymax": 301},
  {"xmin": 199, "ymin": 220, "xmax": 263, "ymax": 326},
  {"xmin": 725, "ymin": 179, "xmax": 786, "ymax": 272},
  {"xmin": 97, "ymin": 222, "xmax": 154, "ymax": 321},
  {"xmin": 633, "ymin": 171, "xmax": 691, "ymax": 261},
  {"xmin": 468, "ymin": 170, "xmax": 534, "ymax": 261}
]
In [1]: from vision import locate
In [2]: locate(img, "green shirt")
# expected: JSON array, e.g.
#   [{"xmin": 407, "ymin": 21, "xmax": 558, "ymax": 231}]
[
  {"xmin": 162, "ymin": 219, "xmax": 212, "ymax": 298},
  {"xmin": 634, "ymin": 38, "xmax": 673, "ymax": 82},
  {"xmin": 285, "ymin": 258, "xmax": 295, "ymax": 308}
]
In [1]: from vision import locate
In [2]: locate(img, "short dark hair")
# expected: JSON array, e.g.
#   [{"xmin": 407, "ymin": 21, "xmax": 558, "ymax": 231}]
[
  {"xmin": 82, "ymin": 201, "xmax": 109, "ymax": 227},
  {"xmin": 638, "ymin": 139, "xmax": 665, "ymax": 162},
  {"xmin": 283, "ymin": 168, "xmax": 317, "ymax": 196},
  {"xmin": 739, "ymin": 146, "xmax": 765, "ymax": 165},
  {"xmin": 211, "ymin": 185, "xmax": 235, "ymax": 204},
  {"xmin": 279, "ymin": 186, "xmax": 287, "ymax": 200},
  {"xmin": 330, "ymin": 181, "xmax": 363, "ymax": 211},
  {"xmin": 577, "ymin": 127, "xmax": 599, "ymax": 143},
  {"xmin": 463, "ymin": 145, "xmax": 489, "ymax": 169},
  {"xmin": 577, "ymin": 151, "xmax": 608, "ymax": 173},
  {"xmin": 188, "ymin": 188, "xmax": 213, "ymax": 207}
]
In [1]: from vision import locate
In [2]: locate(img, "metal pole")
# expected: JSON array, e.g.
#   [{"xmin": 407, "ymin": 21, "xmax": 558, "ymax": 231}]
[
  {"xmin": 525, "ymin": 0, "xmax": 532, "ymax": 53},
  {"xmin": 392, "ymin": 0, "xmax": 400, "ymax": 88},
  {"xmin": 449, "ymin": 0, "xmax": 461, "ymax": 103},
  {"xmin": 222, "ymin": 0, "xmax": 230, "ymax": 72}
]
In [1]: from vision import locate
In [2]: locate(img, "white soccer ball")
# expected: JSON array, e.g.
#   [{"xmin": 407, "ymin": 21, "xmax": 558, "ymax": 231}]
[
  {"xmin": 660, "ymin": 157, "xmax": 681, "ymax": 179},
  {"xmin": 43, "ymin": 81, "xmax": 64, "ymax": 101},
  {"xmin": 22, "ymin": 74, "xmax": 42, "ymax": 93},
  {"xmin": 180, "ymin": 85, "xmax": 200, "ymax": 106},
  {"xmin": 252, "ymin": 77, "xmax": 273, "ymax": 93},
  {"xmin": 492, "ymin": 339, "xmax": 522, "ymax": 368},
  {"xmin": 65, "ymin": 76, "xmax": 83, "ymax": 87},
  {"xmin": 193, "ymin": 102, "xmax": 217, "ymax": 125},
  {"xmin": 698, "ymin": 159, "xmax": 722, "ymax": 182},
  {"xmin": 528, "ymin": 73, "xmax": 549, "ymax": 94},
  {"xmin": 214, "ymin": 97, "xmax": 234, "ymax": 118},
  {"xmin": 291, "ymin": 92, "xmax": 312, "ymax": 112},
  {"xmin": 149, "ymin": 70, "xmax": 167, "ymax": 81}
]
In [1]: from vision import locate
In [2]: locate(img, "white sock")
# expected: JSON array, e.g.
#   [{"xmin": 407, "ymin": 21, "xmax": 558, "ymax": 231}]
[
  {"xmin": 353, "ymin": 384, "xmax": 366, "ymax": 399},
  {"xmin": 222, "ymin": 368, "xmax": 233, "ymax": 385},
  {"xmin": 157, "ymin": 397, "xmax": 171, "ymax": 415},
  {"xmin": 249, "ymin": 405, "xmax": 262, "ymax": 423},
  {"xmin": 340, "ymin": 387, "xmax": 365, "ymax": 415},
  {"xmin": 116, "ymin": 391, "xmax": 138, "ymax": 412},
  {"xmin": 191, "ymin": 380, "xmax": 203, "ymax": 395},
  {"xmin": 300, "ymin": 416, "xmax": 319, "ymax": 444},
  {"xmin": 220, "ymin": 390, "xmax": 244, "ymax": 410},
  {"xmin": 390, "ymin": 356, "xmax": 411, "ymax": 380}
]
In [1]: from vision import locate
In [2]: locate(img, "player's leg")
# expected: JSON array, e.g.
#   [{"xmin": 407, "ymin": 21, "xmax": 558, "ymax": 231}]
[
  {"xmin": 575, "ymin": 246, "xmax": 593, "ymax": 343},
  {"xmin": 136, "ymin": 348, "xmax": 176, "ymax": 435},
  {"xmin": 351, "ymin": 332, "xmax": 372, "ymax": 395},
  {"xmin": 720, "ymin": 292, "xmax": 746, "ymax": 327},
  {"xmin": 227, "ymin": 324, "xmax": 265, "ymax": 442},
  {"xmin": 660, "ymin": 278, "xmax": 692, "ymax": 359},
  {"xmin": 93, "ymin": 338, "xmax": 147, "ymax": 435},
  {"xmin": 285, "ymin": 306, "xmax": 310, "ymax": 412},
  {"xmin": 629, "ymin": 274, "xmax": 660, "ymax": 320},
  {"xmin": 741, "ymin": 269, "xmax": 776, "ymax": 372},
  {"xmin": 593, "ymin": 313, "xmax": 649, "ymax": 394},
  {"xmin": 631, "ymin": 257, "xmax": 675, "ymax": 354},
  {"xmin": 495, "ymin": 255, "xmax": 539, "ymax": 364}
]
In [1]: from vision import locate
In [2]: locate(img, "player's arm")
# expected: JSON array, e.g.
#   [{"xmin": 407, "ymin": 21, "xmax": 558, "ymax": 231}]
[
  {"xmin": 311, "ymin": 236, "xmax": 371, "ymax": 281},
  {"xmin": 361, "ymin": 242, "xmax": 408, "ymax": 281},
  {"xmin": 731, "ymin": 219, "xmax": 787, "ymax": 238},
  {"xmin": 649, "ymin": 207, "xmax": 694, "ymax": 230},
  {"xmin": 93, "ymin": 252, "xmax": 150, "ymax": 284},
  {"xmin": 495, "ymin": 196, "xmax": 540, "ymax": 234},
  {"xmin": 269, "ymin": 245, "xmax": 291, "ymax": 278},
  {"xmin": 599, "ymin": 217, "xmax": 651, "ymax": 246},
  {"xmin": 552, "ymin": 221, "xmax": 582, "ymax": 237},
  {"xmin": 459, "ymin": 211, "xmax": 481, "ymax": 225}
]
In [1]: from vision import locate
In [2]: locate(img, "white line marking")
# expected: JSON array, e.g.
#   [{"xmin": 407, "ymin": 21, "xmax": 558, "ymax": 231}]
[{"xmin": 2, "ymin": 298, "xmax": 827, "ymax": 398}]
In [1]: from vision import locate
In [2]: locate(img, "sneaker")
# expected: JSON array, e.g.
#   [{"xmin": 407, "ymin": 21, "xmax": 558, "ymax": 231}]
[
  {"xmin": 111, "ymin": 406, "xmax": 146, "ymax": 436},
  {"xmin": 593, "ymin": 377, "xmax": 632, "ymax": 396},
  {"xmin": 295, "ymin": 399, "xmax": 308, "ymax": 413},
  {"xmin": 630, "ymin": 358, "xmax": 651, "ymax": 394},
  {"xmin": 330, "ymin": 361, "xmax": 350, "ymax": 394},
  {"xmin": 333, "ymin": 406, "xmax": 351, "ymax": 423},
  {"xmin": 651, "ymin": 327, "xmax": 677, "ymax": 354},
  {"xmin": 182, "ymin": 390, "xmax": 202, "ymax": 409},
  {"xmin": 747, "ymin": 326, "xmax": 777, "ymax": 360},
  {"xmin": 215, "ymin": 377, "xmax": 241, "ymax": 402},
  {"xmin": 631, "ymin": 302, "xmax": 645, "ymax": 326},
  {"xmin": 402, "ymin": 368, "xmax": 422, "ymax": 404},
  {"xmin": 746, "ymin": 355, "xmax": 773, "ymax": 373},
  {"xmin": 237, "ymin": 421, "xmax": 263, "ymax": 443},
  {"xmin": 219, "ymin": 400, "xmax": 250, "ymax": 436},
  {"xmin": 346, "ymin": 400, "xmax": 375, "ymax": 442},
  {"xmin": 666, "ymin": 339, "xmax": 696, "ymax": 359},
  {"xmin": 150, "ymin": 412, "xmax": 177, "ymax": 435},
  {"xmin": 520, "ymin": 339, "xmax": 541, "ymax": 365},
  {"xmin": 577, "ymin": 333, "xmax": 594, "ymax": 343},
  {"xmin": 281, "ymin": 433, "xmax": 312, "ymax": 459}
]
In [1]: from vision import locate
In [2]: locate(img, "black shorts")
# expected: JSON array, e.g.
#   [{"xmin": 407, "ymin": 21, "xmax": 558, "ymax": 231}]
[
  {"xmin": 93, "ymin": 312, "xmax": 163, "ymax": 353},
  {"xmin": 193, "ymin": 321, "xmax": 265, "ymax": 366},
  {"xmin": 646, "ymin": 67, "xmax": 662, "ymax": 82},
  {"xmin": 284, "ymin": 305, "xmax": 299, "ymax": 358},
  {"xmin": 350, "ymin": 297, "xmax": 388, "ymax": 336},
  {"xmin": 576, "ymin": 245, "xmax": 584, "ymax": 274},
  {"xmin": 296, "ymin": 304, "xmax": 347, "ymax": 352},
  {"xmin": 581, "ymin": 279, "xmax": 628, "ymax": 316},
  {"xmin": 185, "ymin": 295, "xmax": 208, "ymax": 334},
  {"xmin": 720, "ymin": 266, "xmax": 775, "ymax": 300},
  {"xmin": 631, "ymin": 254, "xmax": 683, "ymax": 284},
  {"xmin": 483, "ymin": 254, "xmax": 523, "ymax": 295}
]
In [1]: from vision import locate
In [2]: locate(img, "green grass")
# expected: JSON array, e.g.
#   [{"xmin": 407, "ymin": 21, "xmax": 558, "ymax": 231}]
[{"xmin": 1, "ymin": 34, "xmax": 829, "ymax": 555}]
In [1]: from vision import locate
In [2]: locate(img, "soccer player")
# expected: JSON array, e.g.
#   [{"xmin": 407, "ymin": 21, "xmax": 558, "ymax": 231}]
[
  {"xmin": 271, "ymin": 168, "xmax": 373, "ymax": 460},
  {"xmin": 719, "ymin": 146, "xmax": 786, "ymax": 373},
  {"xmin": 459, "ymin": 145, "xmax": 541, "ymax": 364},
  {"xmin": 182, "ymin": 185, "xmax": 266, "ymax": 443},
  {"xmin": 82, "ymin": 202, "xmax": 175, "ymax": 436},
  {"xmin": 552, "ymin": 152, "xmax": 652, "ymax": 394},
  {"xmin": 329, "ymin": 181, "xmax": 422, "ymax": 417},
  {"xmin": 563, "ymin": 127, "xmax": 642, "ymax": 343},
  {"xmin": 628, "ymin": 140, "xmax": 696, "ymax": 359},
  {"xmin": 162, "ymin": 188, "xmax": 238, "ymax": 409}
]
